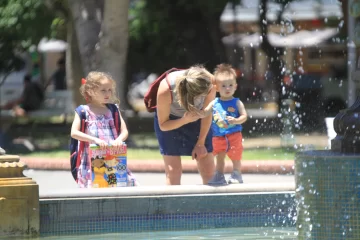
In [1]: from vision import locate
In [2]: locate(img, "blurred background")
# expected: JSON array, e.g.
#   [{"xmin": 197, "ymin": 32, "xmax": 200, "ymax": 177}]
[{"xmin": 0, "ymin": 0, "xmax": 358, "ymax": 155}]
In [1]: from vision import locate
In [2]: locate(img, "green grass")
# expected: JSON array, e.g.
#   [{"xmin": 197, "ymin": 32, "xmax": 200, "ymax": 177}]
[{"xmin": 21, "ymin": 147, "xmax": 296, "ymax": 160}]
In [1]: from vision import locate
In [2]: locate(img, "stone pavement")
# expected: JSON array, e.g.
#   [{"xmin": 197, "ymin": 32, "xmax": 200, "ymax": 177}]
[
  {"xmin": 24, "ymin": 170, "xmax": 295, "ymax": 195},
  {"xmin": 19, "ymin": 133, "xmax": 329, "ymax": 174},
  {"xmin": 20, "ymin": 157, "xmax": 294, "ymax": 174}
]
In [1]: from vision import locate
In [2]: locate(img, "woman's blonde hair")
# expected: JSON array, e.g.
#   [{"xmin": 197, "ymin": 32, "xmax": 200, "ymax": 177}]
[
  {"xmin": 80, "ymin": 71, "xmax": 120, "ymax": 104},
  {"xmin": 174, "ymin": 65, "xmax": 212, "ymax": 112}
]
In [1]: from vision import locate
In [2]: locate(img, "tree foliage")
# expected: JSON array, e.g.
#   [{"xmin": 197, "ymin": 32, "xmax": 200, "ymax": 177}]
[
  {"xmin": 0, "ymin": 0, "xmax": 55, "ymax": 73},
  {"xmin": 127, "ymin": 0, "xmax": 228, "ymax": 79}
]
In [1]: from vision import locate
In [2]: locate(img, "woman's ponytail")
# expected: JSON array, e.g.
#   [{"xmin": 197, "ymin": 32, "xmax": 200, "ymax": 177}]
[
  {"xmin": 175, "ymin": 75, "xmax": 194, "ymax": 112},
  {"xmin": 174, "ymin": 66, "xmax": 212, "ymax": 112}
]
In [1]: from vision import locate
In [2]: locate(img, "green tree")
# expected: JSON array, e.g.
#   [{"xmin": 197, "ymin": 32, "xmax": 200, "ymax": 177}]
[
  {"xmin": 48, "ymin": 0, "xmax": 131, "ymax": 109},
  {"xmin": 127, "ymin": 0, "xmax": 228, "ymax": 79},
  {"xmin": 39, "ymin": 0, "xmax": 85, "ymax": 105},
  {"xmin": 68, "ymin": 0, "xmax": 103, "ymax": 75},
  {"xmin": 0, "ymin": 0, "xmax": 54, "ymax": 84},
  {"xmin": 68, "ymin": 0, "xmax": 130, "ymax": 109},
  {"xmin": 97, "ymin": 0, "xmax": 130, "ymax": 110}
]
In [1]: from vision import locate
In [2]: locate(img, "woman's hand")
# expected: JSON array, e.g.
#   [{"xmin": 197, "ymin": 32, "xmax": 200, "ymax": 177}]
[
  {"xmin": 93, "ymin": 138, "xmax": 108, "ymax": 149},
  {"xmin": 191, "ymin": 144, "xmax": 208, "ymax": 160},
  {"xmin": 182, "ymin": 111, "xmax": 200, "ymax": 123},
  {"xmin": 196, "ymin": 110, "xmax": 211, "ymax": 119}
]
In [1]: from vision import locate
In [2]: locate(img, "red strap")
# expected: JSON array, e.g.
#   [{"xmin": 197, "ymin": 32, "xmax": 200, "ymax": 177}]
[
  {"xmin": 144, "ymin": 67, "xmax": 185, "ymax": 111},
  {"xmin": 165, "ymin": 68, "xmax": 184, "ymax": 103},
  {"xmin": 75, "ymin": 118, "xmax": 86, "ymax": 170},
  {"xmin": 115, "ymin": 110, "xmax": 119, "ymax": 133},
  {"xmin": 165, "ymin": 73, "xmax": 173, "ymax": 103}
]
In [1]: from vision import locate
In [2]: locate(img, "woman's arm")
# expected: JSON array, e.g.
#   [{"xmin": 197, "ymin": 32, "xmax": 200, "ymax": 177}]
[
  {"xmin": 198, "ymin": 100, "xmax": 215, "ymax": 118},
  {"xmin": 157, "ymin": 79, "xmax": 193, "ymax": 131},
  {"xmin": 196, "ymin": 86, "xmax": 216, "ymax": 145}
]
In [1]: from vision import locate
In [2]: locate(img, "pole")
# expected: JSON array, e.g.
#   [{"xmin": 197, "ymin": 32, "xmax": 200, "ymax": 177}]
[
  {"xmin": 348, "ymin": 3, "xmax": 356, "ymax": 107},
  {"xmin": 232, "ymin": 0, "xmax": 238, "ymax": 68}
]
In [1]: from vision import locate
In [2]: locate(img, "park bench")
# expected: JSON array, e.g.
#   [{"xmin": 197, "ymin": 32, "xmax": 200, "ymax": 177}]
[{"xmin": 0, "ymin": 90, "xmax": 74, "ymax": 151}]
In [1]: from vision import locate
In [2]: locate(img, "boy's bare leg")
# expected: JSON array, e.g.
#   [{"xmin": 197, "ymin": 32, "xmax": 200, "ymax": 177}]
[
  {"xmin": 216, "ymin": 152, "xmax": 226, "ymax": 173},
  {"xmin": 208, "ymin": 152, "xmax": 227, "ymax": 185},
  {"xmin": 231, "ymin": 159, "xmax": 241, "ymax": 172},
  {"xmin": 229, "ymin": 159, "xmax": 243, "ymax": 184}
]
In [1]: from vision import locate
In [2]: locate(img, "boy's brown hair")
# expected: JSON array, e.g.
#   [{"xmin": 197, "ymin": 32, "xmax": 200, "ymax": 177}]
[{"xmin": 214, "ymin": 63, "xmax": 237, "ymax": 79}]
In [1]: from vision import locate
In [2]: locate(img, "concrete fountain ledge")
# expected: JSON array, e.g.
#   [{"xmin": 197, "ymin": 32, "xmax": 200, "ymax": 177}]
[
  {"xmin": 40, "ymin": 184, "xmax": 297, "ymax": 236},
  {"xmin": 21, "ymin": 157, "xmax": 295, "ymax": 174},
  {"xmin": 39, "ymin": 182, "xmax": 295, "ymax": 199}
]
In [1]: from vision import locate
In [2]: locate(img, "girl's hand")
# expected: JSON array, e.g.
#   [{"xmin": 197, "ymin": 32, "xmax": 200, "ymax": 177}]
[
  {"xmin": 93, "ymin": 138, "xmax": 108, "ymax": 149},
  {"xmin": 110, "ymin": 139, "xmax": 125, "ymax": 149},
  {"xmin": 183, "ymin": 111, "xmax": 200, "ymax": 123}
]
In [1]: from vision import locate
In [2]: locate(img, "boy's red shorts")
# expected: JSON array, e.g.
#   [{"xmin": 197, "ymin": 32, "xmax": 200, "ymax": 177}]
[{"xmin": 212, "ymin": 132, "xmax": 243, "ymax": 161}]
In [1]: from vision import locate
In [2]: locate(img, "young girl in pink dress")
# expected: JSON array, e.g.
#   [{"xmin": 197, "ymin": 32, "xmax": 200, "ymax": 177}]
[{"xmin": 70, "ymin": 71, "xmax": 138, "ymax": 188}]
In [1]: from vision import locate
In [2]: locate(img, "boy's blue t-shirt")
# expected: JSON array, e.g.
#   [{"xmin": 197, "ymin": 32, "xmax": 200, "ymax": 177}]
[{"xmin": 211, "ymin": 97, "xmax": 242, "ymax": 136}]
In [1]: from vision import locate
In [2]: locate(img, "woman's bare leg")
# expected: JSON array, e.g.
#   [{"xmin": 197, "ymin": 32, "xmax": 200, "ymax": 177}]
[
  {"xmin": 163, "ymin": 155, "xmax": 182, "ymax": 185},
  {"xmin": 197, "ymin": 153, "xmax": 215, "ymax": 184}
]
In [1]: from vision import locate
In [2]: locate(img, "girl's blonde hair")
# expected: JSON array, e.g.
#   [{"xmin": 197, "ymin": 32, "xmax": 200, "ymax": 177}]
[
  {"xmin": 80, "ymin": 71, "xmax": 120, "ymax": 105},
  {"xmin": 174, "ymin": 65, "xmax": 212, "ymax": 112}
]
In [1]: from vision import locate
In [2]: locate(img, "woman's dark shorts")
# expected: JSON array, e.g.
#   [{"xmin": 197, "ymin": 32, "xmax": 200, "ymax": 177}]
[{"xmin": 154, "ymin": 111, "xmax": 213, "ymax": 156}]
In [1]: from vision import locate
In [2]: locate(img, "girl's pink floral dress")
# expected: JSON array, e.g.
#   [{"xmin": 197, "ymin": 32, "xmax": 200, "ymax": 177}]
[{"xmin": 77, "ymin": 105, "xmax": 138, "ymax": 188}]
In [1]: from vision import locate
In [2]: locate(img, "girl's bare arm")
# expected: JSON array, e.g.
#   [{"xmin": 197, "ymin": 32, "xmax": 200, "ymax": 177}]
[
  {"xmin": 70, "ymin": 112, "xmax": 97, "ymax": 143},
  {"xmin": 116, "ymin": 113, "xmax": 129, "ymax": 142}
]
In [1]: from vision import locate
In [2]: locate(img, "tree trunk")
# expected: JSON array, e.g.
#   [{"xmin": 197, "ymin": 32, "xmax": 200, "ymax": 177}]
[
  {"xmin": 0, "ymin": 72, "xmax": 11, "ymax": 87},
  {"xmin": 340, "ymin": 0, "xmax": 348, "ymax": 38},
  {"xmin": 66, "ymin": 14, "xmax": 85, "ymax": 106},
  {"xmin": 204, "ymin": 16, "xmax": 227, "ymax": 64},
  {"xmin": 97, "ymin": 0, "xmax": 129, "ymax": 110},
  {"xmin": 68, "ymin": 0, "xmax": 103, "ymax": 74}
]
